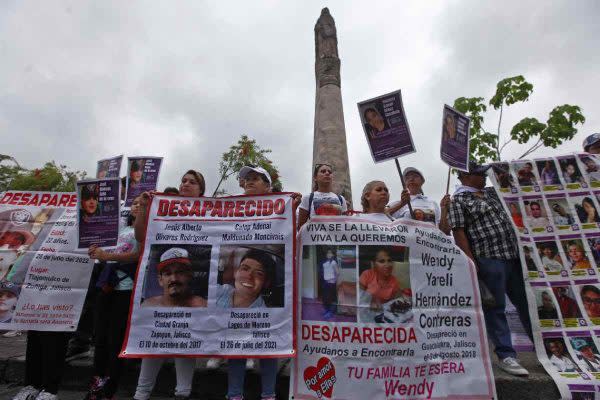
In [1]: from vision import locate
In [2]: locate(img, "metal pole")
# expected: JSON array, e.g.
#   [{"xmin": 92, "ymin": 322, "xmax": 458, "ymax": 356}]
[
  {"xmin": 445, "ymin": 167, "xmax": 452, "ymax": 195},
  {"xmin": 394, "ymin": 158, "xmax": 414, "ymax": 218}
]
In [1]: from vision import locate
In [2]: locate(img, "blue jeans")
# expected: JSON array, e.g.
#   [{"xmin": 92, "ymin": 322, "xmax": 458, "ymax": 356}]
[
  {"xmin": 476, "ymin": 257, "xmax": 533, "ymax": 360},
  {"xmin": 228, "ymin": 358, "xmax": 277, "ymax": 398}
]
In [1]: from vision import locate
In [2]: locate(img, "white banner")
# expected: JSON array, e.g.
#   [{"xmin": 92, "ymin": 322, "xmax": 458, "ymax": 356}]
[
  {"xmin": 121, "ymin": 193, "xmax": 296, "ymax": 358},
  {"xmin": 290, "ymin": 215, "xmax": 496, "ymax": 400},
  {"xmin": 489, "ymin": 153, "xmax": 600, "ymax": 400},
  {"xmin": 0, "ymin": 191, "xmax": 93, "ymax": 331}
]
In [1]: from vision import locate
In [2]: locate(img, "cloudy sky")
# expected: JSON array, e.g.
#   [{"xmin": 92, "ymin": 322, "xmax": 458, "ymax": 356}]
[{"xmin": 1, "ymin": 1, "xmax": 598, "ymax": 205}]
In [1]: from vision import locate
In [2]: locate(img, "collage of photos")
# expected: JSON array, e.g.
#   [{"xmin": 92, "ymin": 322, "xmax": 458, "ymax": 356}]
[
  {"xmin": 300, "ymin": 244, "xmax": 411, "ymax": 324},
  {"xmin": 533, "ymin": 281, "xmax": 600, "ymax": 328},
  {"xmin": 140, "ymin": 244, "xmax": 285, "ymax": 309}
]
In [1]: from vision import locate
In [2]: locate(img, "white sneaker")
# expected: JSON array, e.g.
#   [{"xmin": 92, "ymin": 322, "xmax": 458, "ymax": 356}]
[
  {"xmin": 206, "ymin": 358, "xmax": 222, "ymax": 369},
  {"xmin": 498, "ymin": 357, "xmax": 529, "ymax": 376},
  {"xmin": 34, "ymin": 392, "xmax": 57, "ymax": 400},
  {"xmin": 3, "ymin": 330, "xmax": 22, "ymax": 337},
  {"xmin": 12, "ymin": 386, "xmax": 39, "ymax": 400},
  {"xmin": 246, "ymin": 358, "xmax": 256, "ymax": 369}
]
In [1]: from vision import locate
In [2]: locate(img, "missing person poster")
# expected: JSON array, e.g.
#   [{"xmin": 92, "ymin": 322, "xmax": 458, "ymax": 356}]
[
  {"xmin": 440, "ymin": 105, "xmax": 470, "ymax": 171},
  {"xmin": 125, "ymin": 156, "xmax": 163, "ymax": 207},
  {"xmin": 77, "ymin": 179, "xmax": 120, "ymax": 249},
  {"xmin": 0, "ymin": 191, "xmax": 93, "ymax": 331},
  {"xmin": 96, "ymin": 155, "xmax": 123, "ymax": 179},
  {"xmin": 121, "ymin": 193, "xmax": 295, "ymax": 358},
  {"xmin": 491, "ymin": 153, "xmax": 600, "ymax": 400},
  {"xmin": 357, "ymin": 90, "xmax": 416, "ymax": 163},
  {"xmin": 290, "ymin": 215, "xmax": 496, "ymax": 400}
]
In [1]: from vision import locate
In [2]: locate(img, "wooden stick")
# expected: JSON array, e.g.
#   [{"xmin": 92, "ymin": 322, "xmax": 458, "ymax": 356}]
[
  {"xmin": 394, "ymin": 158, "xmax": 414, "ymax": 218},
  {"xmin": 445, "ymin": 167, "xmax": 452, "ymax": 195}
]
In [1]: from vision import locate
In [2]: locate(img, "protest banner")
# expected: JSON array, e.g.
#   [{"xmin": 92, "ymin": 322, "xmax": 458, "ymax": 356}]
[
  {"xmin": 357, "ymin": 90, "xmax": 416, "ymax": 164},
  {"xmin": 290, "ymin": 215, "xmax": 496, "ymax": 400},
  {"xmin": 121, "ymin": 193, "xmax": 296, "ymax": 357},
  {"xmin": 125, "ymin": 156, "xmax": 163, "ymax": 207},
  {"xmin": 0, "ymin": 191, "xmax": 93, "ymax": 331},
  {"xmin": 96, "ymin": 155, "xmax": 123, "ymax": 179},
  {"xmin": 490, "ymin": 152, "xmax": 600, "ymax": 400},
  {"xmin": 440, "ymin": 104, "xmax": 470, "ymax": 172},
  {"xmin": 77, "ymin": 178, "xmax": 120, "ymax": 249}
]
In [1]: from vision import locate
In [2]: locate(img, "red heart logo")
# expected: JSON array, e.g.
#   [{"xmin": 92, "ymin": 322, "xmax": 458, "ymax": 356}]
[{"xmin": 303, "ymin": 356, "xmax": 336, "ymax": 398}]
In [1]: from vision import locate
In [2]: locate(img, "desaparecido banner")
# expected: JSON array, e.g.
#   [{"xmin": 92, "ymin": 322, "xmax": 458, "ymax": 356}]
[
  {"xmin": 290, "ymin": 215, "xmax": 496, "ymax": 400},
  {"xmin": 0, "ymin": 191, "xmax": 93, "ymax": 331},
  {"xmin": 489, "ymin": 152, "xmax": 600, "ymax": 400},
  {"xmin": 121, "ymin": 193, "xmax": 296, "ymax": 358}
]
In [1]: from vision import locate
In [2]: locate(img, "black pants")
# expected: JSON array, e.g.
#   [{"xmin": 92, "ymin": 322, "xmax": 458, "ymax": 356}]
[
  {"xmin": 321, "ymin": 281, "xmax": 337, "ymax": 313},
  {"xmin": 93, "ymin": 289, "xmax": 132, "ymax": 397},
  {"xmin": 25, "ymin": 331, "xmax": 71, "ymax": 394},
  {"xmin": 71, "ymin": 263, "xmax": 102, "ymax": 347}
]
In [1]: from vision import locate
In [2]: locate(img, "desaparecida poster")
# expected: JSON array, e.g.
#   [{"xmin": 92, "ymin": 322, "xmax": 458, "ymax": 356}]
[
  {"xmin": 489, "ymin": 153, "xmax": 600, "ymax": 400},
  {"xmin": 0, "ymin": 191, "xmax": 93, "ymax": 331},
  {"xmin": 96, "ymin": 155, "xmax": 123, "ymax": 179},
  {"xmin": 440, "ymin": 104, "xmax": 470, "ymax": 172},
  {"xmin": 121, "ymin": 193, "xmax": 296, "ymax": 358},
  {"xmin": 77, "ymin": 178, "xmax": 120, "ymax": 249},
  {"xmin": 290, "ymin": 215, "xmax": 496, "ymax": 400},
  {"xmin": 124, "ymin": 156, "xmax": 163, "ymax": 207}
]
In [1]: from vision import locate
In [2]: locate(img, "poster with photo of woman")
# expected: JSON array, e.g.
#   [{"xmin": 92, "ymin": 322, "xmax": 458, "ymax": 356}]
[
  {"xmin": 125, "ymin": 156, "xmax": 163, "ymax": 207},
  {"xmin": 558, "ymin": 236, "xmax": 596, "ymax": 276},
  {"xmin": 535, "ymin": 158, "xmax": 563, "ymax": 191},
  {"xmin": 77, "ymin": 178, "xmax": 120, "ymax": 249},
  {"xmin": 568, "ymin": 192, "xmax": 600, "ymax": 231},
  {"xmin": 502, "ymin": 197, "xmax": 527, "ymax": 233},
  {"xmin": 558, "ymin": 155, "xmax": 588, "ymax": 190}
]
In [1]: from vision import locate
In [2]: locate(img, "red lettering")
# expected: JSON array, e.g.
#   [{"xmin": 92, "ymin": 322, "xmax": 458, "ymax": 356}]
[
  {"xmin": 28, "ymin": 194, "xmax": 40, "ymax": 206},
  {"xmin": 274, "ymin": 198, "xmax": 285, "ymax": 214},
  {"xmin": 201, "ymin": 200, "xmax": 213, "ymax": 216},
  {"xmin": 168, "ymin": 200, "xmax": 180, "ymax": 217},
  {"xmin": 19, "ymin": 193, "xmax": 31, "ymax": 205},
  {"xmin": 234, "ymin": 201, "xmax": 244, "ymax": 217},
  {"xmin": 211, "ymin": 201, "xmax": 223, "ymax": 217},
  {"xmin": 179, "ymin": 200, "xmax": 190, "ymax": 216},
  {"xmin": 68, "ymin": 194, "xmax": 77, "ymax": 207},
  {"xmin": 157, "ymin": 200, "xmax": 170, "ymax": 216},
  {"xmin": 11, "ymin": 192, "xmax": 22, "ymax": 204},
  {"xmin": 0, "ymin": 193, "xmax": 12, "ymax": 204},
  {"xmin": 223, "ymin": 201, "xmax": 235, "ymax": 217},
  {"xmin": 40, "ymin": 194, "xmax": 51, "ymax": 206},
  {"xmin": 262, "ymin": 200, "xmax": 273, "ymax": 215},
  {"xmin": 58, "ymin": 194, "xmax": 70, "ymax": 207},
  {"xmin": 245, "ymin": 200, "xmax": 256, "ymax": 217},
  {"xmin": 47, "ymin": 194, "xmax": 58, "ymax": 206},
  {"xmin": 189, "ymin": 200, "xmax": 201, "ymax": 217}
]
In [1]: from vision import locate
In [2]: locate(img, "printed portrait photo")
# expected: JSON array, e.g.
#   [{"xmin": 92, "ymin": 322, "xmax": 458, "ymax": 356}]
[
  {"xmin": 361, "ymin": 104, "xmax": 390, "ymax": 138},
  {"xmin": 535, "ymin": 159, "xmax": 562, "ymax": 188},
  {"xmin": 513, "ymin": 161, "xmax": 538, "ymax": 188},
  {"xmin": 560, "ymin": 239, "xmax": 593, "ymax": 270},
  {"xmin": 535, "ymin": 241, "xmax": 564, "ymax": 272},
  {"xmin": 358, "ymin": 245, "xmax": 411, "ymax": 324},
  {"xmin": 579, "ymin": 284, "xmax": 600, "ymax": 321},
  {"xmin": 543, "ymin": 337, "xmax": 581, "ymax": 373},
  {"xmin": 141, "ymin": 244, "xmax": 211, "ymax": 308},
  {"xmin": 559, "ymin": 156, "xmax": 587, "ymax": 188},
  {"xmin": 570, "ymin": 194, "xmax": 600, "ymax": 228},
  {"xmin": 503, "ymin": 198, "xmax": 525, "ymax": 232},
  {"xmin": 0, "ymin": 281, "xmax": 20, "ymax": 324},
  {"xmin": 587, "ymin": 237, "xmax": 600, "ymax": 266},
  {"xmin": 546, "ymin": 197, "xmax": 576, "ymax": 230},
  {"xmin": 97, "ymin": 159, "xmax": 110, "ymax": 179},
  {"xmin": 301, "ymin": 245, "xmax": 357, "ymax": 322},
  {"xmin": 78, "ymin": 183, "xmax": 100, "ymax": 224},
  {"xmin": 570, "ymin": 336, "xmax": 600, "ymax": 373},
  {"xmin": 552, "ymin": 286, "xmax": 583, "ymax": 319},
  {"xmin": 578, "ymin": 154, "xmax": 600, "ymax": 187},
  {"xmin": 522, "ymin": 245, "xmax": 539, "ymax": 272},
  {"xmin": 536, "ymin": 288, "xmax": 559, "ymax": 321},
  {"xmin": 490, "ymin": 163, "xmax": 517, "ymax": 193},
  {"xmin": 523, "ymin": 198, "xmax": 552, "ymax": 233},
  {"xmin": 128, "ymin": 159, "xmax": 146, "ymax": 189},
  {"xmin": 217, "ymin": 244, "xmax": 285, "ymax": 308}
]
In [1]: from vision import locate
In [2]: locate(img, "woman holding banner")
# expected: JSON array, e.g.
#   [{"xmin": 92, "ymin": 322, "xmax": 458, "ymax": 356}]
[
  {"xmin": 133, "ymin": 169, "xmax": 205, "ymax": 400},
  {"xmin": 387, "ymin": 167, "xmax": 451, "ymax": 234},
  {"xmin": 83, "ymin": 196, "xmax": 141, "ymax": 400}
]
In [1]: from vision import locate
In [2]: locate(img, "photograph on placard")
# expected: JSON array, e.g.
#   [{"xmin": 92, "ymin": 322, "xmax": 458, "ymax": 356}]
[
  {"xmin": 357, "ymin": 245, "xmax": 411, "ymax": 324},
  {"xmin": 545, "ymin": 194, "xmax": 577, "ymax": 232},
  {"xmin": 569, "ymin": 336, "xmax": 600, "ymax": 373},
  {"xmin": 551, "ymin": 285, "xmax": 583, "ymax": 320},
  {"xmin": 522, "ymin": 196, "xmax": 553, "ymax": 234},
  {"xmin": 77, "ymin": 179, "xmax": 120, "ymax": 249},
  {"xmin": 216, "ymin": 244, "xmax": 285, "ymax": 308},
  {"xmin": 301, "ymin": 245, "xmax": 357, "ymax": 323},
  {"xmin": 577, "ymin": 284, "xmax": 600, "ymax": 324},
  {"xmin": 535, "ymin": 158, "xmax": 563, "ymax": 191},
  {"xmin": 141, "ymin": 244, "xmax": 211, "ymax": 308},
  {"xmin": 440, "ymin": 105, "xmax": 470, "ymax": 171},
  {"xmin": 543, "ymin": 337, "xmax": 581, "ymax": 373},
  {"xmin": 125, "ymin": 157, "xmax": 162, "ymax": 207},
  {"xmin": 502, "ymin": 197, "xmax": 526, "ymax": 233},
  {"xmin": 96, "ymin": 155, "xmax": 123, "ymax": 179},
  {"xmin": 512, "ymin": 160, "xmax": 540, "ymax": 192},
  {"xmin": 568, "ymin": 192, "xmax": 600, "ymax": 230},
  {"xmin": 522, "ymin": 244, "xmax": 540, "ymax": 273},
  {"xmin": 559, "ymin": 237, "xmax": 594, "ymax": 271},
  {"xmin": 536, "ymin": 288, "xmax": 560, "ymax": 322},
  {"xmin": 558, "ymin": 155, "xmax": 588, "ymax": 190},
  {"xmin": 489, "ymin": 162, "xmax": 518, "ymax": 194},
  {"xmin": 577, "ymin": 153, "xmax": 600, "ymax": 188},
  {"xmin": 357, "ymin": 90, "xmax": 416, "ymax": 163},
  {"xmin": 535, "ymin": 240, "xmax": 565, "ymax": 274},
  {"xmin": 0, "ymin": 281, "xmax": 20, "ymax": 324},
  {"xmin": 586, "ymin": 235, "xmax": 600, "ymax": 266}
]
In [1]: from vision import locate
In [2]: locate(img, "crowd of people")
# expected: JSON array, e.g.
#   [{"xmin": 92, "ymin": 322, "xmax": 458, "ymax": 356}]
[{"xmin": 3, "ymin": 133, "xmax": 600, "ymax": 399}]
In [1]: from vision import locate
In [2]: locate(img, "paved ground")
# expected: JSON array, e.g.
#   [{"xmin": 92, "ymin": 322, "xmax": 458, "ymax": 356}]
[{"xmin": 0, "ymin": 332, "xmax": 560, "ymax": 399}]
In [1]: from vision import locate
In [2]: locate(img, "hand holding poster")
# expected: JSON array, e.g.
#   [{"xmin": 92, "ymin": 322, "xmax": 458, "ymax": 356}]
[
  {"xmin": 96, "ymin": 155, "xmax": 123, "ymax": 179},
  {"xmin": 77, "ymin": 178, "xmax": 121, "ymax": 249},
  {"xmin": 122, "ymin": 193, "xmax": 295, "ymax": 357},
  {"xmin": 0, "ymin": 191, "xmax": 93, "ymax": 331},
  {"xmin": 357, "ymin": 90, "xmax": 416, "ymax": 163},
  {"xmin": 291, "ymin": 215, "xmax": 496, "ymax": 400},
  {"xmin": 440, "ymin": 104, "xmax": 470, "ymax": 171},
  {"xmin": 125, "ymin": 156, "xmax": 163, "ymax": 207}
]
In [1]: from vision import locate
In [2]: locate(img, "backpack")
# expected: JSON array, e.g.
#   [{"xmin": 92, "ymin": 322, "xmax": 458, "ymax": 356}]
[{"xmin": 307, "ymin": 192, "xmax": 344, "ymax": 219}]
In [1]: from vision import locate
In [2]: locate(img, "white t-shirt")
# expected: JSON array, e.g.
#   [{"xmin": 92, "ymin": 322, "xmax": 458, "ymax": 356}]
[
  {"xmin": 299, "ymin": 191, "xmax": 347, "ymax": 217},
  {"xmin": 361, "ymin": 213, "xmax": 395, "ymax": 223},
  {"xmin": 322, "ymin": 259, "xmax": 338, "ymax": 282},
  {"xmin": 390, "ymin": 194, "xmax": 440, "ymax": 226}
]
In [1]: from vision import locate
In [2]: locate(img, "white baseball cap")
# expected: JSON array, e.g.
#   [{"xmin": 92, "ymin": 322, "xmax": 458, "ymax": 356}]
[
  {"xmin": 157, "ymin": 247, "xmax": 192, "ymax": 272},
  {"xmin": 239, "ymin": 166, "xmax": 272, "ymax": 186}
]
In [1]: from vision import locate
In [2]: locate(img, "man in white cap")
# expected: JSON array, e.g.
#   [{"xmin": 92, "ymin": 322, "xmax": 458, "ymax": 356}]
[{"xmin": 143, "ymin": 247, "xmax": 206, "ymax": 307}]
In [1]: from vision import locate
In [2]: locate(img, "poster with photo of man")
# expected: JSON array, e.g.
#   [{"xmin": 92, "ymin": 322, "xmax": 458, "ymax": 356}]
[{"xmin": 357, "ymin": 90, "xmax": 416, "ymax": 163}]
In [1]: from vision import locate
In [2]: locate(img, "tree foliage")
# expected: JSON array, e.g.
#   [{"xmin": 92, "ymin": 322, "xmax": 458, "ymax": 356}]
[
  {"xmin": 0, "ymin": 155, "xmax": 87, "ymax": 192},
  {"xmin": 453, "ymin": 75, "xmax": 585, "ymax": 163},
  {"xmin": 213, "ymin": 135, "xmax": 282, "ymax": 196}
]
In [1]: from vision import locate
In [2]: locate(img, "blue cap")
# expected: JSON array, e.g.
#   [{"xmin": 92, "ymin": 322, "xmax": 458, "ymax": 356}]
[{"xmin": 583, "ymin": 133, "xmax": 600, "ymax": 152}]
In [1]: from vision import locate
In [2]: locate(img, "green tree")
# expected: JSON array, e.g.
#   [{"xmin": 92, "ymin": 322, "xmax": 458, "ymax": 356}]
[
  {"xmin": 0, "ymin": 154, "xmax": 87, "ymax": 192},
  {"xmin": 213, "ymin": 135, "xmax": 282, "ymax": 196},
  {"xmin": 453, "ymin": 75, "xmax": 586, "ymax": 164}
]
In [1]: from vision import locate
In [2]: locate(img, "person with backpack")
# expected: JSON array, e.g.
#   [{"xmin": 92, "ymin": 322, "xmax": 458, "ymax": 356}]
[
  {"xmin": 297, "ymin": 163, "xmax": 348, "ymax": 230},
  {"xmin": 83, "ymin": 195, "xmax": 142, "ymax": 400}
]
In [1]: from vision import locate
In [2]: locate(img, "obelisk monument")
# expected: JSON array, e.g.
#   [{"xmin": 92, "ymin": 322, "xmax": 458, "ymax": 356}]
[{"xmin": 312, "ymin": 8, "xmax": 352, "ymax": 203}]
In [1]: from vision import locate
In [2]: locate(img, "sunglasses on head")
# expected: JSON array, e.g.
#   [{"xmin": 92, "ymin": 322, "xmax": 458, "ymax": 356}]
[{"xmin": 315, "ymin": 163, "xmax": 333, "ymax": 170}]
